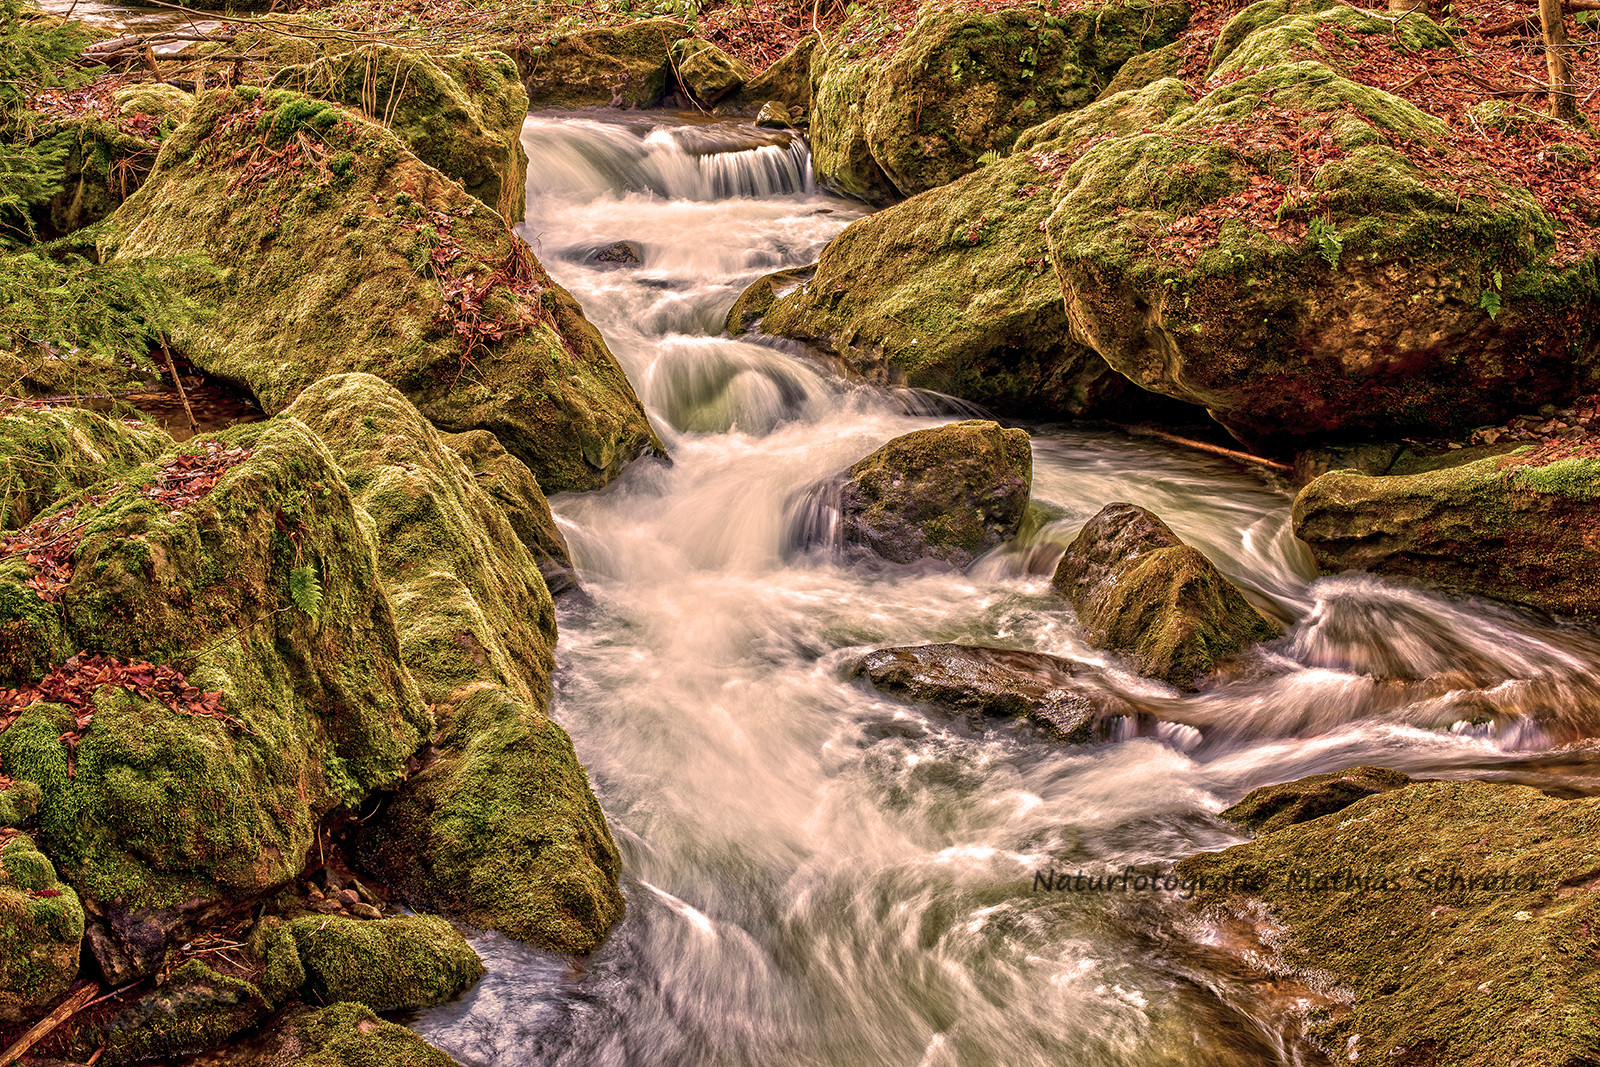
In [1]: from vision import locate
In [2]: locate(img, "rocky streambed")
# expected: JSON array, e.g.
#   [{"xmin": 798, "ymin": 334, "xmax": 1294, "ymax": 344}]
[{"xmin": 2, "ymin": 3, "xmax": 1600, "ymax": 1066}]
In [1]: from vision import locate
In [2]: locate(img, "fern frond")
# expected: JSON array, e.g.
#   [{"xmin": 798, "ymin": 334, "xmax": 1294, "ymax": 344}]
[{"xmin": 290, "ymin": 564, "xmax": 323, "ymax": 621}]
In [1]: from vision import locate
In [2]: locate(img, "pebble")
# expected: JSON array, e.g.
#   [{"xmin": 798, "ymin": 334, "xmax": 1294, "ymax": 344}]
[
  {"xmin": 350, "ymin": 902, "xmax": 384, "ymax": 921},
  {"xmin": 337, "ymin": 889, "xmax": 361, "ymax": 907}
]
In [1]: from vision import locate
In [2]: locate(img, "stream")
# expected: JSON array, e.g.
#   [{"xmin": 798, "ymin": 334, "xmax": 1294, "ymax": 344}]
[{"xmin": 416, "ymin": 111, "xmax": 1600, "ymax": 1066}]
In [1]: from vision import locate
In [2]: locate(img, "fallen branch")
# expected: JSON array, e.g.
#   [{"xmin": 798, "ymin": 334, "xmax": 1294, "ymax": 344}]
[
  {"xmin": 0, "ymin": 984, "xmax": 99, "ymax": 1067},
  {"xmin": 1125, "ymin": 426, "xmax": 1294, "ymax": 473}
]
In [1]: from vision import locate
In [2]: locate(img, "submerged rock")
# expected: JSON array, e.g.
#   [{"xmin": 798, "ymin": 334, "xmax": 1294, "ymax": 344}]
[
  {"xmin": 851, "ymin": 643, "xmax": 1136, "ymax": 742},
  {"xmin": 1292, "ymin": 445, "xmax": 1600, "ymax": 616},
  {"xmin": 753, "ymin": 80, "xmax": 1196, "ymax": 420},
  {"xmin": 801, "ymin": 420, "xmax": 1032, "ymax": 568},
  {"xmin": 0, "ymin": 407, "xmax": 168, "ymax": 530},
  {"xmin": 268, "ymin": 45, "xmax": 531, "ymax": 220},
  {"xmin": 585, "ymin": 240, "xmax": 645, "ymax": 269},
  {"xmin": 515, "ymin": 20, "xmax": 692, "ymax": 109},
  {"xmin": 1220, "ymin": 765, "xmax": 1412, "ymax": 832},
  {"xmin": 1178, "ymin": 779, "xmax": 1600, "ymax": 1066},
  {"xmin": 1052, "ymin": 503, "xmax": 1277, "ymax": 689},
  {"xmin": 288, "ymin": 914, "xmax": 484, "ymax": 1011},
  {"xmin": 669, "ymin": 38, "xmax": 753, "ymax": 105},
  {"xmin": 1044, "ymin": 59, "xmax": 1600, "ymax": 445},
  {"xmin": 809, "ymin": 1, "xmax": 1190, "ymax": 201},
  {"xmin": 287, "ymin": 375, "xmax": 624, "ymax": 954},
  {"xmin": 0, "ymin": 832, "xmax": 84, "ymax": 1024},
  {"xmin": 101, "ymin": 86, "xmax": 662, "ymax": 492}
]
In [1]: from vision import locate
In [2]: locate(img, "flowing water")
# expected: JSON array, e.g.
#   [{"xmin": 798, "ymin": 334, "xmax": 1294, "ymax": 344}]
[{"xmin": 418, "ymin": 111, "xmax": 1600, "ymax": 1066}]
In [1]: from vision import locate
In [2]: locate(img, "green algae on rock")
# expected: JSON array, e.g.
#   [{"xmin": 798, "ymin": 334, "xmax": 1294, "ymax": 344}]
[
  {"xmin": 754, "ymin": 80, "xmax": 1196, "ymax": 420},
  {"xmin": 814, "ymin": 420, "xmax": 1032, "ymax": 568},
  {"xmin": 286, "ymin": 375, "xmax": 624, "ymax": 954},
  {"xmin": 0, "ymin": 406, "xmax": 167, "ymax": 530},
  {"xmin": 100, "ymin": 86, "xmax": 662, "ymax": 492},
  {"xmin": 268, "ymin": 45, "xmax": 530, "ymax": 221},
  {"xmin": 669, "ymin": 38, "xmax": 753, "ymax": 106},
  {"xmin": 809, "ymin": 0, "xmax": 1191, "ymax": 201},
  {"xmin": 0, "ymin": 831, "xmax": 84, "ymax": 1024},
  {"xmin": 1052, "ymin": 503, "xmax": 1278, "ymax": 689},
  {"xmin": 1043, "ymin": 59, "xmax": 1600, "ymax": 445},
  {"xmin": 1292, "ymin": 446, "xmax": 1600, "ymax": 616},
  {"xmin": 514, "ymin": 19, "xmax": 691, "ymax": 109},
  {"xmin": 1220, "ymin": 765, "xmax": 1412, "ymax": 832},
  {"xmin": 0, "ymin": 418, "xmax": 428, "ymax": 912},
  {"xmin": 288, "ymin": 914, "xmax": 483, "ymax": 1011},
  {"xmin": 1177, "ymin": 779, "xmax": 1600, "ymax": 1066}
]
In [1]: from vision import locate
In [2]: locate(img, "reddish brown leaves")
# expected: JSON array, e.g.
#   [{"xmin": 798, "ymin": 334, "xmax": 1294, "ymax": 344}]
[
  {"xmin": 0, "ymin": 497, "xmax": 105, "ymax": 603},
  {"xmin": 144, "ymin": 440, "xmax": 252, "ymax": 513},
  {"xmin": 0, "ymin": 653, "xmax": 246, "ymax": 775}
]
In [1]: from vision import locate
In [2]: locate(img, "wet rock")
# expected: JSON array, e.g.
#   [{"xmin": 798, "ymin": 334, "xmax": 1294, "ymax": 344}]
[
  {"xmin": 1045, "ymin": 58, "xmax": 1600, "ymax": 446},
  {"xmin": 1177, "ymin": 780, "xmax": 1600, "ymax": 1067},
  {"xmin": 1291, "ymin": 441, "xmax": 1405, "ymax": 485},
  {"xmin": 723, "ymin": 264, "xmax": 814, "ymax": 336},
  {"xmin": 1052, "ymin": 503, "xmax": 1278, "ymax": 689},
  {"xmin": 288, "ymin": 376, "xmax": 624, "ymax": 954},
  {"xmin": 83, "ymin": 899, "xmax": 231, "ymax": 985},
  {"xmin": 808, "ymin": 420, "xmax": 1032, "ymax": 569},
  {"xmin": 95, "ymin": 960, "xmax": 269, "ymax": 1065},
  {"xmin": 722, "ymin": 36, "xmax": 816, "ymax": 117},
  {"xmin": 288, "ymin": 914, "xmax": 484, "ymax": 1011},
  {"xmin": 809, "ymin": 2, "xmax": 1191, "ymax": 201},
  {"xmin": 0, "ymin": 418, "xmax": 429, "ymax": 916},
  {"xmin": 1221, "ymin": 766, "xmax": 1413, "ymax": 832},
  {"xmin": 754, "ymin": 101, "xmax": 795, "ymax": 129},
  {"xmin": 1292, "ymin": 446, "xmax": 1600, "ymax": 616},
  {"xmin": 669, "ymin": 38, "xmax": 752, "ymax": 106},
  {"xmin": 851, "ymin": 643, "xmax": 1137, "ymax": 742},
  {"xmin": 224, "ymin": 1002, "xmax": 463, "ymax": 1066},
  {"xmin": 585, "ymin": 240, "xmax": 645, "ymax": 269},
  {"xmin": 754, "ymin": 80, "xmax": 1196, "ymax": 421},
  {"xmin": 514, "ymin": 20, "xmax": 691, "ymax": 109},
  {"xmin": 269, "ymin": 45, "xmax": 531, "ymax": 220},
  {"xmin": 101, "ymin": 86, "xmax": 663, "ymax": 492},
  {"xmin": 0, "ymin": 833, "xmax": 83, "ymax": 1024}
]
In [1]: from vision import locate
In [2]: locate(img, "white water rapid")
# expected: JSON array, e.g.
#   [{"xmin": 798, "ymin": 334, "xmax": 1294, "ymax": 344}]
[{"xmin": 415, "ymin": 111, "xmax": 1600, "ymax": 1067}]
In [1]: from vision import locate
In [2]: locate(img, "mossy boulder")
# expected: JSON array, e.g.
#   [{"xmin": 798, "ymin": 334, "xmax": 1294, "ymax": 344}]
[
  {"xmin": 0, "ymin": 777, "xmax": 42, "ymax": 827},
  {"xmin": 0, "ymin": 832, "xmax": 84, "ymax": 1023},
  {"xmin": 269, "ymin": 45, "xmax": 530, "ymax": 220},
  {"xmin": 850, "ymin": 643, "xmax": 1135, "ymax": 741},
  {"xmin": 94, "ymin": 959, "xmax": 270, "ymax": 1065},
  {"xmin": 247, "ymin": 915, "xmax": 306, "ymax": 1007},
  {"xmin": 513, "ymin": 19, "xmax": 691, "ymax": 109},
  {"xmin": 754, "ymin": 80, "xmax": 1195, "ymax": 419},
  {"xmin": 100, "ymin": 86, "xmax": 662, "ymax": 492},
  {"xmin": 804, "ymin": 420, "xmax": 1032, "ymax": 568},
  {"xmin": 1220, "ymin": 765, "xmax": 1412, "ymax": 832},
  {"xmin": 0, "ymin": 406, "xmax": 168, "ymax": 530},
  {"xmin": 809, "ymin": 1, "xmax": 1190, "ymax": 201},
  {"xmin": 112, "ymin": 83, "xmax": 196, "ymax": 128},
  {"xmin": 285, "ymin": 376, "xmax": 624, "ymax": 954},
  {"xmin": 1044, "ymin": 61, "xmax": 1600, "ymax": 446},
  {"xmin": 1052, "ymin": 502, "xmax": 1278, "ymax": 688},
  {"xmin": 0, "ymin": 418, "xmax": 429, "ymax": 914},
  {"xmin": 669, "ymin": 38, "xmax": 752, "ymax": 106},
  {"xmin": 32, "ymin": 116, "xmax": 160, "ymax": 238},
  {"xmin": 1292, "ymin": 446, "xmax": 1600, "ymax": 616},
  {"xmin": 1207, "ymin": 0, "xmax": 1457, "ymax": 80},
  {"xmin": 288, "ymin": 914, "xmax": 483, "ymax": 1011},
  {"xmin": 248, "ymin": 1002, "xmax": 464, "ymax": 1066},
  {"xmin": 1177, "ymin": 779, "xmax": 1600, "ymax": 1066},
  {"xmin": 724, "ymin": 35, "xmax": 817, "ymax": 116},
  {"xmin": 438, "ymin": 427, "xmax": 577, "ymax": 594}
]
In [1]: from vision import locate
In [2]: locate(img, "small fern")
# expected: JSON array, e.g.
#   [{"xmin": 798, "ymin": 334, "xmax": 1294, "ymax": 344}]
[
  {"xmin": 289, "ymin": 564, "xmax": 323, "ymax": 621},
  {"xmin": 1308, "ymin": 216, "xmax": 1343, "ymax": 268},
  {"xmin": 976, "ymin": 149, "xmax": 1004, "ymax": 168}
]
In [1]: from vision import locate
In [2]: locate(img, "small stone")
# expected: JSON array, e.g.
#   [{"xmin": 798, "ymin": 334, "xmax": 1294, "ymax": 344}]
[
  {"xmin": 311, "ymin": 899, "xmax": 343, "ymax": 915},
  {"xmin": 306, "ymin": 887, "xmax": 325, "ymax": 903},
  {"xmin": 349, "ymin": 902, "xmax": 384, "ymax": 920},
  {"xmin": 337, "ymin": 889, "xmax": 360, "ymax": 907},
  {"xmin": 1447, "ymin": 442, "xmax": 1463, "ymax": 450}
]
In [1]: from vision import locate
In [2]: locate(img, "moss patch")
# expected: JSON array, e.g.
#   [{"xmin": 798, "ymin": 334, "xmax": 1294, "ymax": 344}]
[
  {"xmin": 0, "ymin": 831, "xmax": 84, "ymax": 1024},
  {"xmin": 289, "ymin": 914, "xmax": 483, "ymax": 1011},
  {"xmin": 0, "ymin": 406, "xmax": 167, "ymax": 530}
]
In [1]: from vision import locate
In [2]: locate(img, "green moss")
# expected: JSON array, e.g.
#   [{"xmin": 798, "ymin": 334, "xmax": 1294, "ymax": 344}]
[
  {"xmin": 1179, "ymin": 780, "xmax": 1600, "ymax": 1066},
  {"xmin": 285, "ymin": 1002, "xmax": 464, "ymax": 1066},
  {"xmin": 0, "ymin": 402, "xmax": 169, "ymax": 531},
  {"xmin": 288, "ymin": 914, "xmax": 482, "ymax": 1011},
  {"xmin": 0, "ymin": 777, "xmax": 40, "ymax": 828},
  {"xmin": 514, "ymin": 19, "xmax": 691, "ymax": 109},
  {"xmin": 248, "ymin": 915, "xmax": 306, "ymax": 1007},
  {"xmin": 95, "ymin": 959, "xmax": 268, "ymax": 1065},
  {"xmin": 1510, "ymin": 456, "xmax": 1600, "ymax": 499},
  {"xmin": 0, "ymin": 832, "xmax": 83, "ymax": 1024},
  {"xmin": 100, "ymin": 86, "xmax": 662, "ymax": 493}
]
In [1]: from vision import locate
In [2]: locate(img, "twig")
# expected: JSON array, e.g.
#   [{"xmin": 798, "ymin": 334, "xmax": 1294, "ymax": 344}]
[
  {"xmin": 157, "ymin": 341, "xmax": 200, "ymax": 439},
  {"xmin": 0, "ymin": 984, "xmax": 99, "ymax": 1067},
  {"xmin": 1125, "ymin": 426, "xmax": 1293, "ymax": 473}
]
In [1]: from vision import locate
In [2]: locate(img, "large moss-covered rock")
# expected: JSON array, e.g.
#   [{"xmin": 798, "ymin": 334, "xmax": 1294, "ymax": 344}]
[
  {"xmin": 669, "ymin": 38, "xmax": 752, "ymax": 106},
  {"xmin": 0, "ymin": 406, "xmax": 167, "ymax": 530},
  {"xmin": 1292, "ymin": 446, "xmax": 1600, "ymax": 616},
  {"xmin": 1177, "ymin": 780, "xmax": 1600, "ymax": 1066},
  {"xmin": 754, "ymin": 80, "xmax": 1195, "ymax": 419},
  {"xmin": 805, "ymin": 420, "xmax": 1031, "ymax": 568},
  {"xmin": 1052, "ymin": 503, "xmax": 1277, "ymax": 688},
  {"xmin": 231, "ymin": 1002, "xmax": 464, "ymax": 1067},
  {"xmin": 0, "ymin": 418, "xmax": 428, "ymax": 913},
  {"xmin": 850, "ymin": 643, "xmax": 1135, "ymax": 741},
  {"xmin": 288, "ymin": 914, "xmax": 483, "ymax": 1011},
  {"xmin": 438, "ymin": 427, "xmax": 577, "ymax": 594},
  {"xmin": 809, "ymin": 1, "xmax": 1190, "ymax": 201},
  {"xmin": 94, "ymin": 959, "xmax": 270, "ymax": 1065},
  {"xmin": 1044, "ymin": 60, "xmax": 1600, "ymax": 446},
  {"xmin": 101, "ymin": 86, "xmax": 662, "ymax": 492},
  {"xmin": 722, "ymin": 35, "xmax": 817, "ymax": 116},
  {"xmin": 269, "ymin": 45, "xmax": 530, "ymax": 221},
  {"xmin": 286, "ymin": 375, "xmax": 624, "ymax": 954},
  {"xmin": 1220, "ymin": 765, "xmax": 1412, "ymax": 832},
  {"xmin": 0, "ymin": 832, "xmax": 84, "ymax": 1023},
  {"xmin": 513, "ymin": 20, "xmax": 691, "ymax": 108}
]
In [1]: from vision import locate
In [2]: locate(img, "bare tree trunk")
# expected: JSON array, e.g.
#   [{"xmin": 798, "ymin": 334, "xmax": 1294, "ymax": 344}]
[{"xmin": 1541, "ymin": 0, "xmax": 1580, "ymax": 121}]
